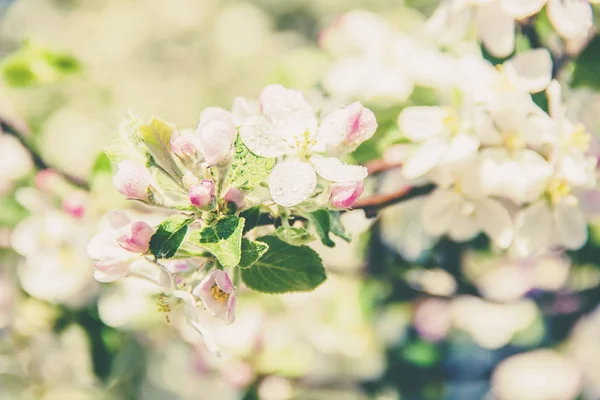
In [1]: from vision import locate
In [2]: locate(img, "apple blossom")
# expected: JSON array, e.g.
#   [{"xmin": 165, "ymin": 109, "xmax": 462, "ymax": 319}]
[
  {"xmin": 240, "ymin": 84, "xmax": 374, "ymax": 206},
  {"xmin": 223, "ymin": 187, "xmax": 245, "ymax": 208},
  {"xmin": 196, "ymin": 108, "xmax": 237, "ymax": 166},
  {"xmin": 330, "ymin": 181, "xmax": 364, "ymax": 209},
  {"xmin": 87, "ymin": 212, "xmax": 155, "ymax": 282},
  {"xmin": 112, "ymin": 160, "xmax": 154, "ymax": 201},
  {"xmin": 192, "ymin": 270, "xmax": 236, "ymax": 325},
  {"xmin": 189, "ymin": 180, "xmax": 216, "ymax": 208},
  {"xmin": 422, "ymin": 187, "xmax": 514, "ymax": 249},
  {"xmin": 398, "ymin": 105, "xmax": 481, "ymax": 180}
]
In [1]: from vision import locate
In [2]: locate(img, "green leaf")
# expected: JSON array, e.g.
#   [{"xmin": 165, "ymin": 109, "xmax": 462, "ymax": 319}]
[
  {"xmin": 189, "ymin": 216, "xmax": 245, "ymax": 268},
  {"xmin": 0, "ymin": 43, "xmax": 81, "ymax": 87},
  {"xmin": 104, "ymin": 113, "xmax": 145, "ymax": 164},
  {"xmin": 138, "ymin": 117, "xmax": 182, "ymax": 178},
  {"xmin": 239, "ymin": 238, "xmax": 269, "ymax": 268},
  {"xmin": 149, "ymin": 215, "xmax": 193, "ymax": 259},
  {"xmin": 275, "ymin": 226, "xmax": 315, "ymax": 246},
  {"xmin": 241, "ymin": 235, "xmax": 326, "ymax": 293},
  {"xmin": 329, "ymin": 211, "xmax": 351, "ymax": 242},
  {"xmin": 572, "ymin": 35, "xmax": 600, "ymax": 90},
  {"xmin": 225, "ymin": 136, "xmax": 275, "ymax": 191},
  {"xmin": 308, "ymin": 209, "xmax": 335, "ymax": 247},
  {"xmin": 239, "ymin": 206, "xmax": 262, "ymax": 233}
]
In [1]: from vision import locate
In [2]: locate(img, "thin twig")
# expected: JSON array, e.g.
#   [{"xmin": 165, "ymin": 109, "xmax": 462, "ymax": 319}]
[
  {"xmin": 0, "ymin": 115, "xmax": 90, "ymax": 190},
  {"xmin": 352, "ymin": 184, "xmax": 436, "ymax": 218},
  {"xmin": 365, "ymin": 159, "xmax": 402, "ymax": 174}
]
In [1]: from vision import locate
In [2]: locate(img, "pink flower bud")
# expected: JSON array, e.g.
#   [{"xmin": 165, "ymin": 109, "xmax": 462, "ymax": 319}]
[
  {"xmin": 330, "ymin": 180, "xmax": 364, "ymax": 208},
  {"xmin": 116, "ymin": 221, "xmax": 154, "ymax": 253},
  {"xmin": 35, "ymin": 169, "xmax": 60, "ymax": 192},
  {"xmin": 192, "ymin": 270, "xmax": 236, "ymax": 324},
  {"xmin": 62, "ymin": 191, "xmax": 87, "ymax": 219},
  {"xmin": 344, "ymin": 102, "xmax": 377, "ymax": 147},
  {"xmin": 112, "ymin": 161, "xmax": 153, "ymax": 200},
  {"xmin": 170, "ymin": 130, "xmax": 198, "ymax": 159},
  {"xmin": 223, "ymin": 187, "xmax": 245, "ymax": 208},
  {"xmin": 189, "ymin": 180, "xmax": 216, "ymax": 208},
  {"xmin": 196, "ymin": 115, "xmax": 236, "ymax": 166}
]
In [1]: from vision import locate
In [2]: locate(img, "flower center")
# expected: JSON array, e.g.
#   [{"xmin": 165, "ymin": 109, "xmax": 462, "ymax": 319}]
[
  {"xmin": 503, "ymin": 131, "xmax": 526, "ymax": 150},
  {"xmin": 566, "ymin": 123, "xmax": 591, "ymax": 152},
  {"xmin": 442, "ymin": 107, "xmax": 460, "ymax": 134},
  {"xmin": 211, "ymin": 284, "xmax": 230, "ymax": 303},
  {"xmin": 294, "ymin": 129, "xmax": 316, "ymax": 159},
  {"xmin": 547, "ymin": 177, "xmax": 571, "ymax": 205}
]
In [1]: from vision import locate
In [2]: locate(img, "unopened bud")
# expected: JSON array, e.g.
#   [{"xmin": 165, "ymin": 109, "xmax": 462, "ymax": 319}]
[
  {"xmin": 112, "ymin": 161, "xmax": 154, "ymax": 201},
  {"xmin": 330, "ymin": 180, "xmax": 364, "ymax": 208},
  {"xmin": 170, "ymin": 130, "xmax": 198, "ymax": 159},
  {"xmin": 189, "ymin": 180, "xmax": 216, "ymax": 208},
  {"xmin": 196, "ymin": 112, "xmax": 236, "ymax": 166},
  {"xmin": 62, "ymin": 191, "xmax": 87, "ymax": 219},
  {"xmin": 223, "ymin": 187, "xmax": 245, "ymax": 208}
]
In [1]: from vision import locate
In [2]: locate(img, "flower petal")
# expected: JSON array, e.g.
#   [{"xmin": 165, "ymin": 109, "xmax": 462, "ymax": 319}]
[
  {"xmin": 503, "ymin": 49, "xmax": 552, "ymax": 93},
  {"xmin": 402, "ymin": 137, "xmax": 448, "ymax": 180},
  {"xmin": 474, "ymin": 198, "xmax": 514, "ymax": 249},
  {"xmin": 259, "ymin": 84, "xmax": 317, "ymax": 142},
  {"xmin": 440, "ymin": 133, "xmax": 479, "ymax": 166},
  {"xmin": 269, "ymin": 159, "xmax": 317, "ymax": 206},
  {"xmin": 398, "ymin": 106, "xmax": 449, "ymax": 142},
  {"xmin": 554, "ymin": 199, "xmax": 588, "ymax": 250},
  {"xmin": 476, "ymin": 2, "xmax": 515, "ymax": 58},
  {"xmin": 501, "ymin": 0, "xmax": 547, "ymax": 19},
  {"xmin": 422, "ymin": 189, "xmax": 462, "ymax": 236},
  {"xmin": 93, "ymin": 259, "xmax": 130, "ymax": 283},
  {"xmin": 87, "ymin": 229, "xmax": 131, "ymax": 261},
  {"xmin": 513, "ymin": 200, "xmax": 553, "ymax": 256},
  {"xmin": 315, "ymin": 102, "xmax": 377, "ymax": 152},
  {"xmin": 239, "ymin": 116, "xmax": 288, "ymax": 158},
  {"xmin": 448, "ymin": 215, "xmax": 480, "ymax": 242},
  {"xmin": 310, "ymin": 155, "xmax": 368, "ymax": 182},
  {"xmin": 547, "ymin": 0, "xmax": 593, "ymax": 39}
]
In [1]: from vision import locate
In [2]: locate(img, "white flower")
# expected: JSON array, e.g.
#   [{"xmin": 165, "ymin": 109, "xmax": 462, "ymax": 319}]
[
  {"xmin": 422, "ymin": 186, "xmax": 514, "ymax": 248},
  {"xmin": 87, "ymin": 211, "xmax": 155, "ymax": 283},
  {"xmin": 398, "ymin": 105, "xmax": 481, "ymax": 180},
  {"xmin": 239, "ymin": 84, "xmax": 376, "ymax": 206},
  {"xmin": 320, "ymin": 11, "xmax": 415, "ymax": 101},
  {"xmin": 547, "ymin": 0, "xmax": 596, "ymax": 39},
  {"xmin": 513, "ymin": 178, "xmax": 589, "ymax": 255}
]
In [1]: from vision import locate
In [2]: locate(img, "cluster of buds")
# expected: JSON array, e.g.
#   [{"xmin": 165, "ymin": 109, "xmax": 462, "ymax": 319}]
[{"xmin": 89, "ymin": 85, "xmax": 377, "ymax": 354}]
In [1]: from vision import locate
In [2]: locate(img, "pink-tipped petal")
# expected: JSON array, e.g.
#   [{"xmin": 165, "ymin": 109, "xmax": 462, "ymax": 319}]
[
  {"xmin": 117, "ymin": 221, "xmax": 154, "ymax": 253},
  {"xmin": 189, "ymin": 180, "xmax": 216, "ymax": 208},
  {"xmin": 330, "ymin": 181, "xmax": 364, "ymax": 208},
  {"xmin": 170, "ymin": 131, "xmax": 199, "ymax": 158},
  {"xmin": 223, "ymin": 187, "xmax": 245, "ymax": 208},
  {"xmin": 93, "ymin": 259, "xmax": 130, "ymax": 282}
]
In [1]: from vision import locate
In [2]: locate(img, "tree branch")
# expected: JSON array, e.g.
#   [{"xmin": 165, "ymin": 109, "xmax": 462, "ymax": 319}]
[
  {"xmin": 352, "ymin": 184, "xmax": 435, "ymax": 218},
  {"xmin": 0, "ymin": 115, "xmax": 89, "ymax": 190}
]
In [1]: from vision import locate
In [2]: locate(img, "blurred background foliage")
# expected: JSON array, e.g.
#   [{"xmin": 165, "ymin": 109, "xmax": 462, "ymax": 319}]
[{"xmin": 2, "ymin": 0, "xmax": 600, "ymax": 399}]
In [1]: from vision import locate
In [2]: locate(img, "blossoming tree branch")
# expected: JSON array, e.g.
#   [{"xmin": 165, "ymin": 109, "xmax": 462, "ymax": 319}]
[{"xmin": 82, "ymin": 4, "xmax": 600, "ymax": 356}]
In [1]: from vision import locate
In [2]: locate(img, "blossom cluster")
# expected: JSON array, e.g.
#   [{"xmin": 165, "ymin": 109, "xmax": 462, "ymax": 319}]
[
  {"xmin": 393, "ymin": 51, "xmax": 597, "ymax": 256},
  {"xmin": 87, "ymin": 85, "xmax": 377, "ymax": 353}
]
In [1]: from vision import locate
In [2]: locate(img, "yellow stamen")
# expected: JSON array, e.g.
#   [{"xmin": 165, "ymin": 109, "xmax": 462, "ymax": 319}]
[
  {"xmin": 547, "ymin": 177, "xmax": 571, "ymax": 205},
  {"xmin": 567, "ymin": 123, "xmax": 591, "ymax": 152},
  {"xmin": 211, "ymin": 284, "xmax": 230, "ymax": 303},
  {"xmin": 503, "ymin": 132, "xmax": 526, "ymax": 150},
  {"xmin": 442, "ymin": 107, "xmax": 459, "ymax": 133}
]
